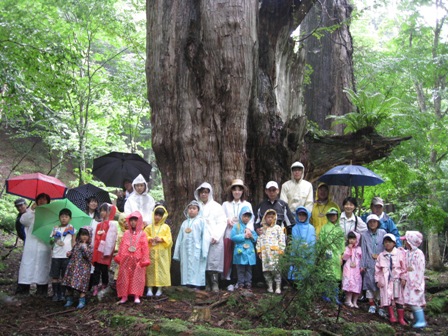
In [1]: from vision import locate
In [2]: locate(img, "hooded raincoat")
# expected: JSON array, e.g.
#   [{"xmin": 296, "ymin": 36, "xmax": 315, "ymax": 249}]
[
  {"xmin": 310, "ymin": 183, "xmax": 340, "ymax": 236},
  {"xmin": 339, "ymin": 212, "xmax": 367, "ymax": 237},
  {"xmin": 18, "ymin": 207, "xmax": 51, "ymax": 285},
  {"xmin": 280, "ymin": 163, "xmax": 314, "ymax": 213},
  {"xmin": 144, "ymin": 205, "xmax": 173, "ymax": 287},
  {"xmin": 62, "ymin": 226, "xmax": 93, "ymax": 293},
  {"xmin": 194, "ymin": 182, "xmax": 227, "ymax": 272},
  {"xmin": 124, "ymin": 174, "xmax": 155, "ymax": 224},
  {"xmin": 402, "ymin": 231, "xmax": 426, "ymax": 306},
  {"xmin": 115, "ymin": 211, "xmax": 150, "ymax": 298},
  {"xmin": 375, "ymin": 242, "xmax": 407, "ymax": 306},
  {"xmin": 360, "ymin": 222, "xmax": 386, "ymax": 292},
  {"xmin": 173, "ymin": 201, "xmax": 210, "ymax": 286},
  {"xmin": 92, "ymin": 204, "xmax": 118, "ymax": 266},
  {"xmin": 230, "ymin": 206, "xmax": 258, "ymax": 266},
  {"xmin": 288, "ymin": 206, "xmax": 316, "ymax": 280},
  {"xmin": 342, "ymin": 231, "xmax": 362, "ymax": 294},
  {"xmin": 256, "ymin": 210, "xmax": 286, "ymax": 272},
  {"xmin": 319, "ymin": 207, "xmax": 345, "ymax": 281}
]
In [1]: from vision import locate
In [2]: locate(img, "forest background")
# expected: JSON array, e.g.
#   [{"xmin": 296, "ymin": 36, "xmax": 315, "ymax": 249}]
[{"xmin": 0, "ymin": 0, "xmax": 448, "ymax": 271}]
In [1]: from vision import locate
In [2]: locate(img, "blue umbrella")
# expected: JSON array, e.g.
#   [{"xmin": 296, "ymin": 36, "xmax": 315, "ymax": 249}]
[{"xmin": 318, "ymin": 165, "xmax": 384, "ymax": 187}]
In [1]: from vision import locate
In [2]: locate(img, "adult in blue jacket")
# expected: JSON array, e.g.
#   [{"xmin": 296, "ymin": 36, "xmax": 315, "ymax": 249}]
[{"xmin": 361, "ymin": 197, "xmax": 401, "ymax": 247}]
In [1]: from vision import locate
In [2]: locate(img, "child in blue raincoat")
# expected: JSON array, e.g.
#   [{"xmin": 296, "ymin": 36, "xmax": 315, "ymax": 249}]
[
  {"xmin": 230, "ymin": 207, "xmax": 258, "ymax": 290},
  {"xmin": 288, "ymin": 206, "xmax": 316, "ymax": 281}
]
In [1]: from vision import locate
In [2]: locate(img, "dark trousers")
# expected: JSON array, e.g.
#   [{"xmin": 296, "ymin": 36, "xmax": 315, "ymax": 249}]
[{"xmin": 92, "ymin": 263, "xmax": 109, "ymax": 287}]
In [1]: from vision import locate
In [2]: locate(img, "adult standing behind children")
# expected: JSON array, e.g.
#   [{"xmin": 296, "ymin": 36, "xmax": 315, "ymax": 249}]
[
  {"xmin": 280, "ymin": 161, "xmax": 314, "ymax": 213},
  {"xmin": 124, "ymin": 174, "xmax": 155, "ymax": 226},
  {"xmin": 222, "ymin": 179, "xmax": 254, "ymax": 291},
  {"xmin": 14, "ymin": 198, "xmax": 27, "ymax": 242},
  {"xmin": 310, "ymin": 183, "xmax": 340, "ymax": 237},
  {"xmin": 254, "ymin": 181, "xmax": 295, "ymax": 235},
  {"xmin": 361, "ymin": 197, "xmax": 401, "ymax": 247},
  {"xmin": 16, "ymin": 193, "xmax": 52, "ymax": 296},
  {"xmin": 194, "ymin": 182, "xmax": 227, "ymax": 292},
  {"xmin": 339, "ymin": 197, "xmax": 367, "ymax": 237}
]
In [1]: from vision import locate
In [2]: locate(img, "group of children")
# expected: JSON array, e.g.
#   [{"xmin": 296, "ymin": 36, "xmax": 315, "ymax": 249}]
[
  {"xmin": 47, "ymin": 200, "xmax": 173, "ymax": 309},
  {"xmin": 339, "ymin": 213, "xmax": 427, "ymax": 328},
  {"xmin": 34, "ymin": 174, "xmax": 427, "ymax": 329}
]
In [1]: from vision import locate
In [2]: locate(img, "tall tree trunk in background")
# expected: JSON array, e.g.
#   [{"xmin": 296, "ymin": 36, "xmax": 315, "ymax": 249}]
[{"xmin": 146, "ymin": 0, "xmax": 403, "ymax": 235}]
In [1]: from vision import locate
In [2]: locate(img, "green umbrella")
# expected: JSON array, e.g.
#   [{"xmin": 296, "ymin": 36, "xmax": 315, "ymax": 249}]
[{"xmin": 33, "ymin": 199, "xmax": 92, "ymax": 246}]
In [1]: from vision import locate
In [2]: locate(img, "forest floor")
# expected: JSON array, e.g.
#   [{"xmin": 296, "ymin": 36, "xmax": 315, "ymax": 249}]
[{"xmin": 1, "ymin": 231, "xmax": 448, "ymax": 336}]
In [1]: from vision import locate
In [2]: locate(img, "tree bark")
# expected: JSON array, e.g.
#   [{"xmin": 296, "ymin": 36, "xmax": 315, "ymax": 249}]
[{"xmin": 146, "ymin": 0, "xmax": 406, "ymax": 235}]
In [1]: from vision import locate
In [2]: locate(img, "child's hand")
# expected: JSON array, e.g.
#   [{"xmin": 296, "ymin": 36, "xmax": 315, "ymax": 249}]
[
  {"xmin": 401, "ymin": 279, "xmax": 406, "ymax": 287},
  {"xmin": 66, "ymin": 251, "xmax": 72, "ymax": 257},
  {"xmin": 31, "ymin": 203, "xmax": 37, "ymax": 210},
  {"xmin": 156, "ymin": 237, "xmax": 163, "ymax": 243},
  {"xmin": 348, "ymin": 243, "xmax": 353, "ymax": 248}
]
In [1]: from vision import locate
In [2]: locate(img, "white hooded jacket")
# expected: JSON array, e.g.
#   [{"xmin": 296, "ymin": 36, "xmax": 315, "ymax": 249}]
[
  {"xmin": 124, "ymin": 174, "xmax": 155, "ymax": 224},
  {"xmin": 280, "ymin": 162, "xmax": 314, "ymax": 213}
]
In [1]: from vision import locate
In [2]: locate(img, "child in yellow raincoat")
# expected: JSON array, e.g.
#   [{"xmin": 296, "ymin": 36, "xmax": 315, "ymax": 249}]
[{"xmin": 144, "ymin": 205, "xmax": 173, "ymax": 297}]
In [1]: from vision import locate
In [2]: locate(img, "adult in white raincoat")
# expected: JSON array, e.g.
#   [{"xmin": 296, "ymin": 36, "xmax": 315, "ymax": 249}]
[
  {"xmin": 124, "ymin": 174, "xmax": 155, "ymax": 225},
  {"xmin": 280, "ymin": 161, "xmax": 314, "ymax": 213},
  {"xmin": 194, "ymin": 182, "xmax": 227, "ymax": 292},
  {"xmin": 17, "ymin": 193, "xmax": 52, "ymax": 296}
]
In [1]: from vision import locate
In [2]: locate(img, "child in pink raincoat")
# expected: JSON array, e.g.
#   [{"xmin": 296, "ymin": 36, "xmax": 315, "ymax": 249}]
[
  {"xmin": 375, "ymin": 233, "xmax": 407, "ymax": 325},
  {"xmin": 91, "ymin": 203, "xmax": 118, "ymax": 296},
  {"xmin": 342, "ymin": 231, "xmax": 362, "ymax": 308},
  {"xmin": 115, "ymin": 211, "xmax": 150, "ymax": 304},
  {"xmin": 402, "ymin": 231, "xmax": 427, "ymax": 328}
]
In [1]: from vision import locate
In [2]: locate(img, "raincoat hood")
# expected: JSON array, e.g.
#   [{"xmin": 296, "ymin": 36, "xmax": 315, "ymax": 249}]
[
  {"xmin": 183, "ymin": 200, "xmax": 202, "ymax": 218},
  {"xmin": 132, "ymin": 174, "xmax": 149, "ymax": 196},
  {"xmin": 326, "ymin": 206, "xmax": 340, "ymax": 224},
  {"xmin": 294, "ymin": 206, "xmax": 310, "ymax": 225},
  {"xmin": 194, "ymin": 182, "xmax": 214, "ymax": 203},
  {"xmin": 126, "ymin": 210, "xmax": 144, "ymax": 233},
  {"xmin": 118, "ymin": 213, "xmax": 127, "ymax": 232},
  {"xmin": 238, "ymin": 205, "xmax": 253, "ymax": 225},
  {"xmin": 152, "ymin": 205, "xmax": 169, "ymax": 225},
  {"xmin": 315, "ymin": 182, "xmax": 333, "ymax": 202},
  {"xmin": 349, "ymin": 230, "xmax": 361, "ymax": 248},
  {"xmin": 405, "ymin": 231, "xmax": 423, "ymax": 250},
  {"xmin": 290, "ymin": 161, "xmax": 305, "ymax": 182},
  {"xmin": 261, "ymin": 209, "xmax": 277, "ymax": 228}
]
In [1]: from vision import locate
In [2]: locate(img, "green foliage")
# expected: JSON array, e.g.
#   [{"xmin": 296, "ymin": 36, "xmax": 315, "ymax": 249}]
[
  {"xmin": 327, "ymin": 88, "xmax": 403, "ymax": 134},
  {"xmin": 0, "ymin": 195, "xmax": 18, "ymax": 233}
]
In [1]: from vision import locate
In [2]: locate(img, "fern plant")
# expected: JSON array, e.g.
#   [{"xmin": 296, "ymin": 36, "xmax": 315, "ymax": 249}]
[{"xmin": 327, "ymin": 88, "xmax": 403, "ymax": 134}]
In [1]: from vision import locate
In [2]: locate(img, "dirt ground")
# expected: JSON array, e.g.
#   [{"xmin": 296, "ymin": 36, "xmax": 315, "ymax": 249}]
[{"xmin": 0, "ymin": 232, "xmax": 446, "ymax": 336}]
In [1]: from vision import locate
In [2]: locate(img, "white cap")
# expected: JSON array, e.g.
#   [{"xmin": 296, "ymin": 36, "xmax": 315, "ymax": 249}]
[
  {"xmin": 291, "ymin": 161, "xmax": 304, "ymax": 169},
  {"xmin": 366, "ymin": 214, "xmax": 380, "ymax": 223},
  {"xmin": 383, "ymin": 233, "xmax": 396, "ymax": 243},
  {"xmin": 265, "ymin": 181, "xmax": 279, "ymax": 189}
]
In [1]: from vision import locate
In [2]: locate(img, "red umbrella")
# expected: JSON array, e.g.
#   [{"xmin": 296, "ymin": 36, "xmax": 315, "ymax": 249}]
[{"xmin": 6, "ymin": 173, "xmax": 67, "ymax": 200}]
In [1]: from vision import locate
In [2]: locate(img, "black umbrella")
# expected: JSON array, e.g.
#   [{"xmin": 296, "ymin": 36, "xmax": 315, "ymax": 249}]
[
  {"xmin": 92, "ymin": 152, "xmax": 152, "ymax": 188},
  {"xmin": 66, "ymin": 183, "xmax": 112, "ymax": 212}
]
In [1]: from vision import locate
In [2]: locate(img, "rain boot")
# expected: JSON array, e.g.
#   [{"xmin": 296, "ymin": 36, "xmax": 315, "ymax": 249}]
[
  {"xmin": 92, "ymin": 285, "xmax": 99, "ymax": 296},
  {"xmin": 345, "ymin": 292, "xmax": 353, "ymax": 307},
  {"xmin": 205, "ymin": 273, "xmax": 211, "ymax": 291},
  {"xmin": 397, "ymin": 308, "xmax": 408, "ymax": 326},
  {"xmin": 58, "ymin": 285, "xmax": 66, "ymax": 301},
  {"xmin": 388, "ymin": 306, "xmax": 397, "ymax": 323},
  {"xmin": 52, "ymin": 283, "xmax": 60, "ymax": 302},
  {"xmin": 264, "ymin": 272, "xmax": 273, "ymax": 293},
  {"xmin": 275, "ymin": 281, "xmax": 281, "ymax": 294},
  {"xmin": 64, "ymin": 296, "xmax": 74, "ymax": 308},
  {"xmin": 77, "ymin": 297, "xmax": 86, "ymax": 309},
  {"xmin": 211, "ymin": 273, "xmax": 219, "ymax": 293},
  {"xmin": 352, "ymin": 294, "xmax": 359, "ymax": 308},
  {"xmin": 146, "ymin": 287, "xmax": 154, "ymax": 297},
  {"xmin": 155, "ymin": 287, "xmax": 163, "ymax": 297},
  {"xmin": 412, "ymin": 309, "xmax": 427, "ymax": 328}
]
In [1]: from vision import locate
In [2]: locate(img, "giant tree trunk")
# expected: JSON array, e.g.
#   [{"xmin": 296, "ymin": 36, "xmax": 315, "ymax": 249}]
[{"xmin": 146, "ymin": 0, "xmax": 406, "ymax": 234}]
